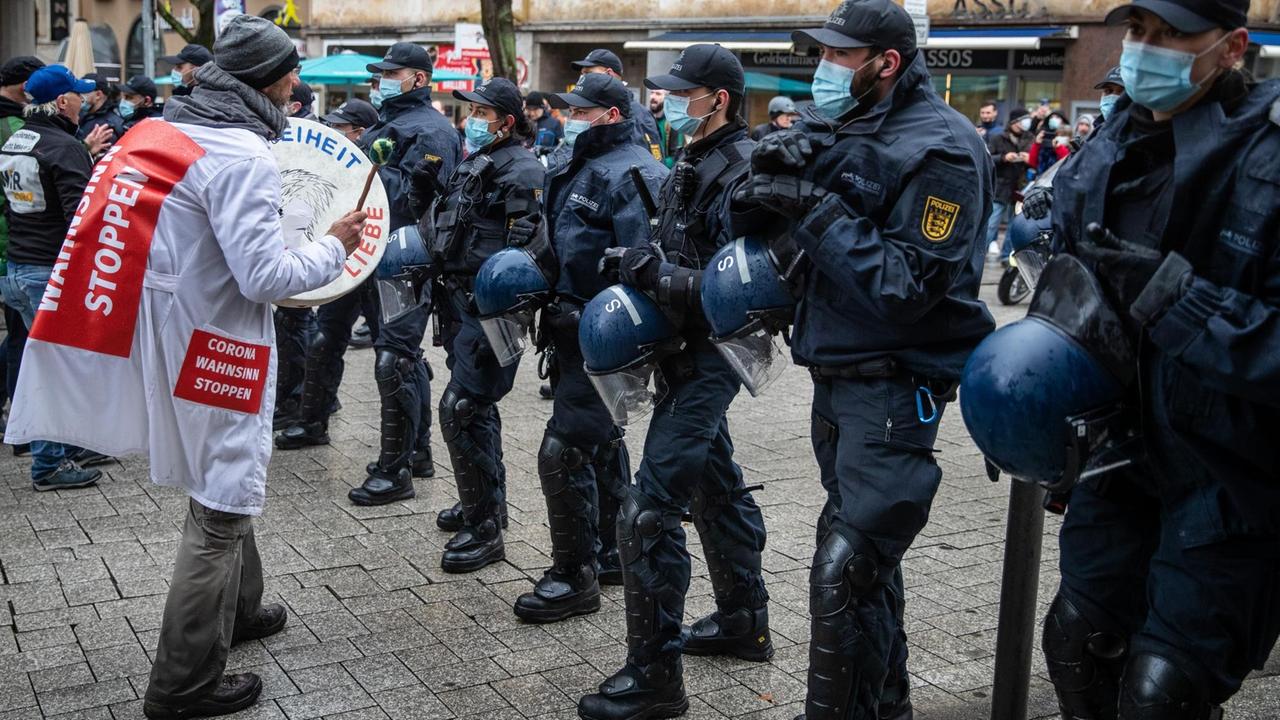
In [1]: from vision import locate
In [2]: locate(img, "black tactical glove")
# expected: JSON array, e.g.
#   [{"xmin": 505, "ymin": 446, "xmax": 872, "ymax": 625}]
[
  {"xmin": 507, "ymin": 216, "xmax": 539, "ymax": 247},
  {"xmin": 1075, "ymin": 223, "xmax": 1164, "ymax": 310},
  {"xmin": 1130, "ymin": 252, "xmax": 1193, "ymax": 328},
  {"xmin": 598, "ymin": 247, "xmax": 659, "ymax": 289},
  {"xmin": 750, "ymin": 131, "xmax": 813, "ymax": 175},
  {"xmin": 733, "ymin": 173, "xmax": 827, "ymax": 221},
  {"xmin": 1021, "ymin": 186, "xmax": 1053, "ymax": 221},
  {"xmin": 409, "ymin": 153, "xmax": 446, "ymax": 216}
]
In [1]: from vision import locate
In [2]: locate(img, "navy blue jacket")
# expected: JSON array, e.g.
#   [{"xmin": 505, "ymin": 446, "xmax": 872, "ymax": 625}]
[
  {"xmin": 787, "ymin": 52, "xmax": 996, "ymax": 379},
  {"xmin": 362, "ymin": 86, "xmax": 461, "ymax": 228},
  {"xmin": 77, "ymin": 103, "xmax": 125, "ymax": 143},
  {"xmin": 544, "ymin": 118, "xmax": 668, "ymax": 304},
  {"xmin": 631, "ymin": 99, "xmax": 663, "ymax": 159},
  {"xmin": 1051, "ymin": 76, "xmax": 1280, "ymax": 536}
]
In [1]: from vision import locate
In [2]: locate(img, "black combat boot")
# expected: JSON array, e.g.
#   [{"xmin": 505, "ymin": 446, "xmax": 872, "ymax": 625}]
[
  {"xmin": 681, "ymin": 606, "xmax": 774, "ymax": 661},
  {"xmin": 513, "ymin": 563, "xmax": 601, "ymax": 623}
]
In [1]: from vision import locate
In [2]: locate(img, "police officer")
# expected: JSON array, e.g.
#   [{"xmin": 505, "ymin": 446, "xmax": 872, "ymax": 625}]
[
  {"xmin": 347, "ymin": 43, "xmax": 461, "ymax": 505},
  {"xmin": 1041, "ymin": 1, "xmax": 1280, "ymax": 717},
  {"xmin": 160, "ymin": 43, "xmax": 213, "ymax": 96},
  {"xmin": 507, "ymin": 74, "xmax": 666, "ymax": 623},
  {"xmin": 426, "ymin": 78, "xmax": 546, "ymax": 573},
  {"xmin": 119, "ymin": 75, "xmax": 161, "ymax": 130},
  {"xmin": 569, "ymin": 49, "xmax": 663, "ymax": 157},
  {"xmin": 76, "ymin": 74, "xmax": 124, "ymax": 146},
  {"xmin": 734, "ymin": 2, "xmax": 995, "ymax": 718},
  {"xmin": 276, "ymin": 99, "xmax": 384, "ymax": 449},
  {"xmin": 578, "ymin": 45, "xmax": 772, "ymax": 720},
  {"xmin": 750, "ymin": 95, "xmax": 799, "ymax": 141}
]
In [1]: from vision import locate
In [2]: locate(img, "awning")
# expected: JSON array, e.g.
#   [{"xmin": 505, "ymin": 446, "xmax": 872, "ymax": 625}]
[
  {"xmin": 1253, "ymin": 31, "xmax": 1280, "ymax": 58},
  {"xmin": 623, "ymin": 26, "xmax": 1077, "ymax": 52},
  {"xmin": 743, "ymin": 71, "xmax": 811, "ymax": 94},
  {"xmin": 299, "ymin": 53, "xmax": 474, "ymax": 85}
]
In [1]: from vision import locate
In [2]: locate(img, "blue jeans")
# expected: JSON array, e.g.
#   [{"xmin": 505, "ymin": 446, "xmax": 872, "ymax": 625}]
[
  {"xmin": 0, "ymin": 263, "xmax": 71, "ymax": 477},
  {"xmin": 985, "ymin": 201, "xmax": 1014, "ymax": 260}
]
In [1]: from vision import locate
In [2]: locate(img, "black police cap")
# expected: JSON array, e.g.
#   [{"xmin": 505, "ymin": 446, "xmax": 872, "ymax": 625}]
[
  {"xmin": 124, "ymin": 75, "xmax": 157, "ymax": 99},
  {"xmin": 644, "ymin": 43, "xmax": 745, "ymax": 97},
  {"xmin": 570, "ymin": 48, "xmax": 623, "ymax": 75},
  {"xmin": 322, "ymin": 98, "xmax": 380, "ymax": 128},
  {"xmin": 160, "ymin": 44, "xmax": 214, "ymax": 67},
  {"xmin": 0, "ymin": 56, "xmax": 45, "ymax": 86},
  {"xmin": 452, "ymin": 77, "xmax": 526, "ymax": 122},
  {"xmin": 1105, "ymin": 0, "xmax": 1248, "ymax": 33},
  {"xmin": 792, "ymin": 0, "xmax": 918, "ymax": 57},
  {"xmin": 549, "ymin": 73, "xmax": 632, "ymax": 118},
  {"xmin": 1094, "ymin": 66, "xmax": 1124, "ymax": 90},
  {"xmin": 81, "ymin": 72, "xmax": 112, "ymax": 93},
  {"xmin": 367, "ymin": 42, "xmax": 434, "ymax": 73}
]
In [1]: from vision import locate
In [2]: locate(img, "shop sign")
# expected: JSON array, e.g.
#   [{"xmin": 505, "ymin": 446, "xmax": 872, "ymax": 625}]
[{"xmin": 923, "ymin": 48, "xmax": 1008, "ymax": 70}]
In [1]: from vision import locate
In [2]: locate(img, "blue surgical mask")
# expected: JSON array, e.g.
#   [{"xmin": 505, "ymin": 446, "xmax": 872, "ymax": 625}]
[
  {"xmin": 369, "ymin": 88, "xmax": 384, "ymax": 110},
  {"xmin": 1119, "ymin": 36, "xmax": 1228, "ymax": 113},
  {"xmin": 811, "ymin": 56, "xmax": 880, "ymax": 121},
  {"xmin": 378, "ymin": 76, "xmax": 407, "ymax": 101},
  {"xmin": 663, "ymin": 91, "xmax": 716, "ymax": 137},
  {"xmin": 465, "ymin": 116, "xmax": 498, "ymax": 149},
  {"xmin": 1048, "ymin": 117, "xmax": 1063, "ymax": 131},
  {"xmin": 169, "ymin": 69, "xmax": 184, "ymax": 87},
  {"xmin": 119, "ymin": 99, "xmax": 136, "ymax": 120},
  {"xmin": 564, "ymin": 111, "xmax": 606, "ymax": 147},
  {"xmin": 1098, "ymin": 94, "xmax": 1119, "ymax": 120}
]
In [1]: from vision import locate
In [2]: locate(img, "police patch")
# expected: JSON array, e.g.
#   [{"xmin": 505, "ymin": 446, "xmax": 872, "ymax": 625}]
[{"xmin": 921, "ymin": 196, "xmax": 961, "ymax": 243}]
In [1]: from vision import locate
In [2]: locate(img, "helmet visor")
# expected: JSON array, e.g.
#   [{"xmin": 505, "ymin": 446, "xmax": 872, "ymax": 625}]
[
  {"xmin": 714, "ymin": 328, "xmax": 786, "ymax": 397},
  {"xmin": 1013, "ymin": 240, "xmax": 1051, "ymax": 289},
  {"xmin": 588, "ymin": 365, "xmax": 660, "ymax": 426},
  {"xmin": 479, "ymin": 308, "xmax": 535, "ymax": 367},
  {"xmin": 376, "ymin": 277, "xmax": 426, "ymax": 324}
]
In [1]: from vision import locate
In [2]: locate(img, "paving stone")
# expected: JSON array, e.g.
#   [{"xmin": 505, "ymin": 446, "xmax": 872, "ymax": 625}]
[
  {"xmin": 274, "ymin": 639, "xmax": 363, "ymax": 671},
  {"xmin": 36, "ymin": 678, "xmax": 135, "ymax": 716},
  {"xmin": 343, "ymin": 654, "xmax": 419, "ymax": 694},
  {"xmin": 437, "ymin": 683, "xmax": 511, "ymax": 717},
  {"xmin": 85, "ymin": 643, "xmax": 152, "ymax": 681},
  {"xmin": 370, "ymin": 684, "xmax": 452, "ymax": 720}
]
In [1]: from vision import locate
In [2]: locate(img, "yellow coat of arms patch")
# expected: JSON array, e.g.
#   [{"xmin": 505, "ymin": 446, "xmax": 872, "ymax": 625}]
[{"xmin": 921, "ymin": 196, "xmax": 961, "ymax": 243}]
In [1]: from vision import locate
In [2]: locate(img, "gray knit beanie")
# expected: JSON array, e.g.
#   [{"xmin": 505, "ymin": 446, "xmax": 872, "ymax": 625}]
[{"xmin": 214, "ymin": 15, "xmax": 299, "ymax": 90}]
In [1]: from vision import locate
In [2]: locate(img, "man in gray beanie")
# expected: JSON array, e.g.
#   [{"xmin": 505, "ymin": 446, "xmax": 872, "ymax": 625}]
[{"xmin": 3, "ymin": 15, "xmax": 367, "ymax": 720}]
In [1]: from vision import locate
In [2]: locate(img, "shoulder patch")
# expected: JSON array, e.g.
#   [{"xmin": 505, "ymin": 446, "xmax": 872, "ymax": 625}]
[
  {"xmin": 921, "ymin": 195, "xmax": 961, "ymax": 243},
  {"xmin": 2, "ymin": 128, "xmax": 40, "ymax": 154}
]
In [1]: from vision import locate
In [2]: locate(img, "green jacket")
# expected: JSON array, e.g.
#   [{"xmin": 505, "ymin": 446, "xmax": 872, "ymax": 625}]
[{"xmin": 0, "ymin": 114, "xmax": 23, "ymax": 275}]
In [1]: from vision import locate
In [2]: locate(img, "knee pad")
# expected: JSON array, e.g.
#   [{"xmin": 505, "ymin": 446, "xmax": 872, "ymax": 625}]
[
  {"xmin": 537, "ymin": 432, "xmax": 588, "ymax": 494},
  {"xmin": 306, "ymin": 327, "xmax": 343, "ymax": 360},
  {"xmin": 810, "ymin": 528, "xmax": 879, "ymax": 619},
  {"xmin": 439, "ymin": 386, "xmax": 477, "ymax": 442},
  {"xmin": 816, "ymin": 497, "xmax": 839, "ymax": 545},
  {"xmin": 617, "ymin": 488, "xmax": 679, "ymax": 566},
  {"xmin": 1042, "ymin": 594, "xmax": 1127, "ymax": 719},
  {"xmin": 1120, "ymin": 652, "xmax": 1219, "ymax": 720},
  {"xmin": 375, "ymin": 350, "xmax": 412, "ymax": 396}
]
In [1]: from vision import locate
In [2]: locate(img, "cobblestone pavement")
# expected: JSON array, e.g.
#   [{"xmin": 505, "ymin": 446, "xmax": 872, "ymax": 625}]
[{"xmin": 0, "ymin": 273, "xmax": 1274, "ymax": 720}]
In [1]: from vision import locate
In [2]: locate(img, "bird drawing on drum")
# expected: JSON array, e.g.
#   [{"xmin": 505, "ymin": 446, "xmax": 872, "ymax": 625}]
[{"xmin": 279, "ymin": 167, "xmax": 337, "ymax": 247}]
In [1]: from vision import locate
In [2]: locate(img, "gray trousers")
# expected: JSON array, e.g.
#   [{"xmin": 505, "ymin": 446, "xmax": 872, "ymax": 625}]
[{"xmin": 145, "ymin": 498, "xmax": 263, "ymax": 707}]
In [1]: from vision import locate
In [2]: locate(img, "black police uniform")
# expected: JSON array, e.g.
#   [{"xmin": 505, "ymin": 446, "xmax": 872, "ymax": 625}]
[
  {"xmin": 744, "ymin": 5, "xmax": 995, "ymax": 716},
  {"xmin": 351, "ymin": 68, "xmax": 461, "ymax": 505},
  {"xmin": 430, "ymin": 83, "xmax": 546, "ymax": 574},
  {"xmin": 515, "ymin": 80, "xmax": 667, "ymax": 623},
  {"xmin": 1043, "ymin": 69, "xmax": 1280, "ymax": 718}
]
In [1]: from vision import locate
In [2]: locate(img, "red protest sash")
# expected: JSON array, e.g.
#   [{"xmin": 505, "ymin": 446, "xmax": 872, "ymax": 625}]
[
  {"xmin": 172, "ymin": 329, "xmax": 272, "ymax": 414},
  {"xmin": 30, "ymin": 120, "xmax": 204, "ymax": 357}
]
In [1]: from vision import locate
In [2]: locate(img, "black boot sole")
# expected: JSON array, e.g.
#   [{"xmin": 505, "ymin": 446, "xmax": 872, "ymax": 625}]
[
  {"xmin": 275, "ymin": 434, "xmax": 330, "ymax": 450},
  {"xmin": 577, "ymin": 697, "xmax": 689, "ymax": 720},
  {"xmin": 440, "ymin": 544, "xmax": 505, "ymax": 574},
  {"xmin": 413, "ymin": 462, "xmax": 435, "ymax": 479},
  {"xmin": 514, "ymin": 589, "xmax": 602, "ymax": 623},
  {"xmin": 348, "ymin": 486, "xmax": 416, "ymax": 507},
  {"xmin": 681, "ymin": 638, "xmax": 775, "ymax": 662}
]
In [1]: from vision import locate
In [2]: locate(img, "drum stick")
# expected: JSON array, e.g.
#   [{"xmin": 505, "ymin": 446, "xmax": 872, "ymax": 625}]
[{"xmin": 356, "ymin": 138, "xmax": 396, "ymax": 211}]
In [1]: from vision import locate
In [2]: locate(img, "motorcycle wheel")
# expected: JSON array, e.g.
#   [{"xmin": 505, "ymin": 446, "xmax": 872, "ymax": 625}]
[{"xmin": 997, "ymin": 266, "xmax": 1031, "ymax": 305}]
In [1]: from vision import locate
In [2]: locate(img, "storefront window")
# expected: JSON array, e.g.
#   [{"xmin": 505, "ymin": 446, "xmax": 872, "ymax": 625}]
[
  {"xmin": 1018, "ymin": 78, "xmax": 1064, "ymax": 112},
  {"xmin": 930, "ymin": 73, "xmax": 1008, "ymax": 123}
]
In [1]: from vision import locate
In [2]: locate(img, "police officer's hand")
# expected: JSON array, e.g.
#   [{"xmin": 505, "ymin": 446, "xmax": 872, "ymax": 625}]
[
  {"xmin": 598, "ymin": 247, "xmax": 627, "ymax": 284},
  {"xmin": 750, "ymin": 131, "xmax": 813, "ymax": 175},
  {"xmin": 733, "ymin": 173, "xmax": 827, "ymax": 220},
  {"xmin": 507, "ymin": 216, "xmax": 539, "ymax": 247},
  {"xmin": 617, "ymin": 248, "xmax": 660, "ymax": 290},
  {"xmin": 327, "ymin": 210, "xmax": 369, "ymax": 255},
  {"xmin": 1075, "ymin": 223, "xmax": 1164, "ymax": 308},
  {"xmin": 409, "ymin": 154, "xmax": 446, "ymax": 213},
  {"xmin": 1022, "ymin": 187, "xmax": 1053, "ymax": 221}
]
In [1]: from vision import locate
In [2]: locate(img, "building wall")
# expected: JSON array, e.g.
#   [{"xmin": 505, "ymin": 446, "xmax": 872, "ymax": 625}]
[{"xmin": 1062, "ymin": 23, "xmax": 1125, "ymax": 117}]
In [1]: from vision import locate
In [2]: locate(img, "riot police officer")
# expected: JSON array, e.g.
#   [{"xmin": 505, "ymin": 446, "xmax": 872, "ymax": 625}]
[
  {"xmin": 577, "ymin": 45, "xmax": 772, "ymax": 720},
  {"xmin": 423, "ymin": 78, "xmax": 548, "ymax": 573},
  {"xmin": 1036, "ymin": 1, "xmax": 1280, "ymax": 717},
  {"xmin": 507, "ymin": 74, "xmax": 667, "ymax": 623},
  {"xmin": 735, "ymin": 2, "xmax": 995, "ymax": 718},
  {"xmin": 349, "ymin": 42, "xmax": 461, "ymax": 506}
]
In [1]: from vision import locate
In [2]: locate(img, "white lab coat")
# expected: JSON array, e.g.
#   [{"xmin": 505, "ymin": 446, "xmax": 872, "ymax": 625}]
[{"xmin": 5, "ymin": 120, "xmax": 345, "ymax": 515}]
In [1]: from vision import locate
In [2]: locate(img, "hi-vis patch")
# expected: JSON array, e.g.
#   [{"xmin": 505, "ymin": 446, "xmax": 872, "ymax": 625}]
[{"xmin": 921, "ymin": 196, "xmax": 961, "ymax": 243}]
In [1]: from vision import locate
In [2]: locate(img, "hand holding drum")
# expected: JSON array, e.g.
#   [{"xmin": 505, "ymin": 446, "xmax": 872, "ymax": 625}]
[{"xmin": 328, "ymin": 210, "xmax": 369, "ymax": 255}]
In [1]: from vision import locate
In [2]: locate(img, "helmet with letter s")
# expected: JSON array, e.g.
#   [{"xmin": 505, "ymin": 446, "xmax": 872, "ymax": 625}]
[
  {"xmin": 579, "ymin": 284, "xmax": 683, "ymax": 425},
  {"xmin": 473, "ymin": 246, "xmax": 554, "ymax": 367},
  {"xmin": 960, "ymin": 254, "xmax": 1141, "ymax": 492},
  {"xmin": 699, "ymin": 237, "xmax": 795, "ymax": 397},
  {"xmin": 375, "ymin": 224, "xmax": 433, "ymax": 324}
]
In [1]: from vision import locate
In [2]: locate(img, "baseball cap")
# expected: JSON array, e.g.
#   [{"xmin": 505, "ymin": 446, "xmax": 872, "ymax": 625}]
[
  {"xmin": 570, "ymin": 49, "xmax": 624, "ymax": 75},
  {"xmin": 792, "ymin": 0, "xmax": 918, "ymax": 57},
  {"xmin": 160, "ymin": 43, "xmax": 214, "ymax": 67},
  {"xmin": 1007, "ymin": 106, "xmax": 1030, "ymax": 122},
  {"xmin": 767, "ymin": 95, "xmax": 797, "ymax": 115},
  {"xmin": 452, "ymin": 77, "xmax": 525, "ymax": 121},
  {"xmin": 549, "ymin": 73, "xmax": 632, "ymax": 117},
  {"xmin": 123, "ymin": 75, "xmax": 157, "ymax": 100},
  {"xmin": 366, "ymin": 42, "xmax": 434, "ymax": 73},
  {"xmin": 322, "ymin": 98, "xmax": 379, "ymax": 128},
  {"xmin": 644, "ymin": 43, "xmax": 745, "ymax": 96},
  {"xmin": 524, "ymin": 90, "xmax": 548, "ymax": 109},
  {"xmin": 1094, "ymin": 66, "xmax": 1125, "ymax": 90},
  {"xmin": 81, "ymin": 72, "xmax": 113, "ymax": 94},
  {"xmin": 291, "ymin": 81, "xmax": 314, "ymax": 107},
  {"xmin": 1105, "ymin": 0, "xmax": 1248, "ymax": 33},
  {"xmin": 0, "ymin": 56, "xmax": 45, "ymax": 86},
  {"xmin": 25, "ymin": 65, "xmax": 95, "ymax": 104}
]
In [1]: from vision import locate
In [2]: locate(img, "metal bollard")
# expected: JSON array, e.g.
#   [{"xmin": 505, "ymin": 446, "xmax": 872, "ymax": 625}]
[{"xmin": 990, "ymin": 480, "xmax": 1047, "ymax": 720}]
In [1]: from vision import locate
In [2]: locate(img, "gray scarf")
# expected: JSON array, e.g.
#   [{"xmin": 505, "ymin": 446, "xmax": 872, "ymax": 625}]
[{"xmin": 163, "ymin": 63, "xmax": 288, "ymax": 141}]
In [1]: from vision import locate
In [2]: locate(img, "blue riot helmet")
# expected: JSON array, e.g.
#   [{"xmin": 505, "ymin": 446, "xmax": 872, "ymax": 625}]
[
  {"xmin": 1006, "ymin": 212, "xmax": 1053, "ymax": 289},
  {"xmin": 960, "ymin": 254, "xmax": 1140, "ymax": 491},
  {"xmin": 474, "ymin": 246, "xmax": 554, "ymax": 367},
  {"xmin": 700, "ymin": 237, "xmax": 796, "ymax": 397},
  {"xmin": 579, "ymin": 284, "xmax": 684, "ymax": 425},
  {"xmin": 375, "ymin": 225, "xmax": 433, "ymax": 324}
]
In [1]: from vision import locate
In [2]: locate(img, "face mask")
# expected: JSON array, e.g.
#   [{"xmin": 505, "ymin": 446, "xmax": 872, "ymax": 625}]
[
  {"xmin": 119, "ymin": 99, "xmax": 136, "ymax": 120},
  {"xmin": 465, "ymin": 116, "xmax": 499, "ymax": 149},
  {"xmin": 170, "ymin": 69, "xmax": 184, "ymax": 87},
  {"xmin": 1098, "ymin": 94, "xmax": 1119, "ymax": 120},
  {"xmin": 1047, "ymin": 117, "xmax": 1062, "ymax": 131},
  {"xmin": 664, "ymin": 91, "xmax": 717, "ymax": 137},
  {"xmin": 1119, "ymin": 35, "xmax": 1229, "ymax": 113},
  {"xmin": 379, "ymin": 76, "xmax": 408, "ymax": 101},
  {"xmin": 369, "ymin": 88, "xmax": 384, "ymax": 110},
  {"xmin": 1018, "ymin": 117, "xmax": 1032, "ymax": 132},
  {"xmin": 811, "ymin": 56, "xmax": 879, "ymax": 121},
  {"xmin": 564, "ymin": 111, "xmax": 606, "ymax": 147}
]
